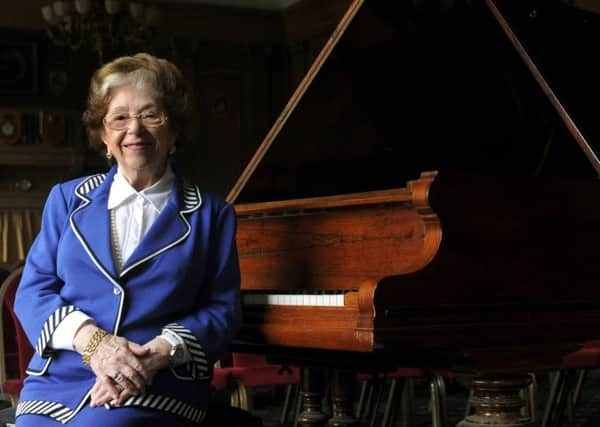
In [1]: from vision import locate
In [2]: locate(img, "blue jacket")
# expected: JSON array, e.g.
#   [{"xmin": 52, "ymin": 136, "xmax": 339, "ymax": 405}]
[{"xmin": 14, "ymin": 165, "xmax": 241, "ymax": 424}]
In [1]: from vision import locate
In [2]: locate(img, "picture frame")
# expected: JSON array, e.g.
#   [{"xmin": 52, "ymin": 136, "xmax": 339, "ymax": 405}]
[{"xmin": 0, "ymin": 40, "xmax": 38, "ymax": 95}]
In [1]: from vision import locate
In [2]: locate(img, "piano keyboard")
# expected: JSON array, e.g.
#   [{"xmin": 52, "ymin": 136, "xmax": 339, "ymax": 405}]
[{"xmin": 242, "ymin": 290, "xmax": 348, "ymax": 307}]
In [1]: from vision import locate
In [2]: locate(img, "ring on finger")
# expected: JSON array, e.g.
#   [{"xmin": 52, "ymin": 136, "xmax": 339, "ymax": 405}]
[
  {"xmin": 116, "ymin": 372, "xmax": 129, "ymax": 385},
  {"xmin": 109, "ymin": 374, "xmax": 124, "ymax": 390}
]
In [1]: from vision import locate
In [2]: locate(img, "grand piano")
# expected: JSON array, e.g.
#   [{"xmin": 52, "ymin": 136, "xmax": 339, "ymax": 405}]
[{"xmin": 226, "ymin": 1, "xmax": 600, "ymax": 425}]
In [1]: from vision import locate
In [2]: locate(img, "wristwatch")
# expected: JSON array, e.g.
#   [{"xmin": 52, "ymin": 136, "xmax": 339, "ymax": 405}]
[{"xmin": 160, "ymin": 331, "xmax": 186, "ymax": 367}]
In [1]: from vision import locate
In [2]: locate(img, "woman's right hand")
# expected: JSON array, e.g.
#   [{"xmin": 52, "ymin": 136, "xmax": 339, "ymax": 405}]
[{"xmin": 74, "ymin": 323, "xmax": 151, "ymax": 402}]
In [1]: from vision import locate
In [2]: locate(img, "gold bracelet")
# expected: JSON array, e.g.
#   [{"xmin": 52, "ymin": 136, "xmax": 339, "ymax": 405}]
[{"xmin": 81, "ymin": 328, "xmax": 109, "ymax": 366}]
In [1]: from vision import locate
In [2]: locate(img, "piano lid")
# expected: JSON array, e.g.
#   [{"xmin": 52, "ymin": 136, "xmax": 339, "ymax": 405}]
[{"xmin": 232, "ymin": 0, "xmax": 600, "ymax": 204}]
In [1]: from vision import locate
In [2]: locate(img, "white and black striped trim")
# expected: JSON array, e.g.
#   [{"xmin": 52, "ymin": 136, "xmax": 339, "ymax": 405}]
[
  {"xmin": 182, "ymin": 182, "xmax": 202, "ymax": 213},
  {"xmin": 16, "ymin": 400, "xmax": 75, "ymax": 424},
  {"xmin": 17, "ymin": 394, "xmax": 206, "ymax": 425},
  {"xmin": 35, "ymin": 305, "xmax": 78, "ymax": 357},
  {"xmin": 164, "ymin": 323, "xmax": 210, "ymax": 380},
  {"xmin": 116, "ymin": 393, "xmax": 206, "ymax": 424},
  {"xmin": 75, "ymin": 173, "xmax": 107, "ymax": 199}
]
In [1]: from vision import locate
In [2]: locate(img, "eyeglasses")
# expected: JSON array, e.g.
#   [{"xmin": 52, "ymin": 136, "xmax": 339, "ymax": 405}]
[{"xmin": 103, "ymin": 111, "xmax": 168, "ymax": 131}]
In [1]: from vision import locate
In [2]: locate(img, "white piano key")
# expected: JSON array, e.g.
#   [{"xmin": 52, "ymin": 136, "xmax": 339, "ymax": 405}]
[{"xmin": 241, "ymin": 291, "xmax": 347, "ymax": 307}]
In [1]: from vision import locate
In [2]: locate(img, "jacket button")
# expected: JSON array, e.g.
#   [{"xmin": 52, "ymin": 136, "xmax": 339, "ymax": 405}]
[{"xmin": 113, "ymin": 288, "xmax": 121, "ymax": 295}]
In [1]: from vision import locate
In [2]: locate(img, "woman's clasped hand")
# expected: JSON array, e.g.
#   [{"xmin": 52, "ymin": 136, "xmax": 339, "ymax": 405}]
[{"xmin": 75, "ymin": 323, "xmax": 173, "ymax": 407}]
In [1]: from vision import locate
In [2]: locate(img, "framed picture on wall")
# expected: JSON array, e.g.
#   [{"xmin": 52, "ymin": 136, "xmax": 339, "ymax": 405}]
[{"xmin": 0, "ymin": 40, "xmax": 38, "ymax": 95}]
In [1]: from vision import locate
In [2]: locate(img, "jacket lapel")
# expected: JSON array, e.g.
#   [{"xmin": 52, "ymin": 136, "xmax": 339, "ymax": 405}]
[
  {"xmin": 69, "ymin": 168, "xmax": 117, "ymax": 279},
  {"xmin": 119, "ymin": 178, "xmax": 202, "ymax": 277}
]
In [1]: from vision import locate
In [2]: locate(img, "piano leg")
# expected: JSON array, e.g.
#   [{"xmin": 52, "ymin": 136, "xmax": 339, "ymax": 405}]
[
  {"xmin": 297, "ymin": 367, "xmax": 329, "ymax": 427},
  {"xmin": 458, "ymin": 375, "xmax": 536, "ymax": 427},
  {"xmin": 328, "ymin": 369, "xmax": 359, "ymax": 427}
]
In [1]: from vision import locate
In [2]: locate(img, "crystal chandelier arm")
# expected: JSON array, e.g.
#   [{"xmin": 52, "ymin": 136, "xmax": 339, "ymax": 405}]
[
  {"xmin": 105, "ymin": 0, "xmax": 122, "ymax": 15},
  {"xmin": 129, "ymin": 2, "xmax": 145, "ymax": 20},
  {"xmin": 45, "ymin": 26, "xmax": 69, "ymax": 47},
  {"xmin": 75, "ymin": 0, "xmax": 92, "ymax": 15},
  {"xmin": 41, "ymin": 5, "xmax": 59, "ymax": 25},
  {"xmin": 52, "ymin": 1, "xmax": 66, "ymax": 18}
]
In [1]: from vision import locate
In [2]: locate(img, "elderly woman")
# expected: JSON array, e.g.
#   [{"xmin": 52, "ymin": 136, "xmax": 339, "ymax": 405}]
[{"xmin": 14, "ymin": 53, "xmax": 247, "ymax": 426}]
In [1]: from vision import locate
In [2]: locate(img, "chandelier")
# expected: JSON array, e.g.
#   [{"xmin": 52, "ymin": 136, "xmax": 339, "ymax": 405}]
[{"xmin": 41, "ymin": 0, "xmax": 161, "ymax": 63}]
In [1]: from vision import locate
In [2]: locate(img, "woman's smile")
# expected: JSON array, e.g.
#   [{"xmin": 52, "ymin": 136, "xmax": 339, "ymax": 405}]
[{"xmin": 122, "ymin": 140, "xmax": 152, "ymax": 150}]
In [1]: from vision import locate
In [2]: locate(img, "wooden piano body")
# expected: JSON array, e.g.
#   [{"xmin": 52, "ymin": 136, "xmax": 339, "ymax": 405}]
[
  {"xmin": 235, "ymin": 171, "xmax": 600, "ymax": 370},
  {"xmin": 227, "ymin": 0, "xmax": 600, "ymax": 425}
]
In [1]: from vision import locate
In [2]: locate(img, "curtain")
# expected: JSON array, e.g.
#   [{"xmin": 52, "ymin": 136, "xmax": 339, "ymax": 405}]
[{"xmin": 0, "ymin": 209, "xmax": 42, "ymax": 268}]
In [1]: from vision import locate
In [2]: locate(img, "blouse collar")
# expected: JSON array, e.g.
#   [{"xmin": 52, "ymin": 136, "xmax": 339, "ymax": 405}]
[{"xmin": 107, "ymin": 164, "xmax": 175, "ymax": 213}]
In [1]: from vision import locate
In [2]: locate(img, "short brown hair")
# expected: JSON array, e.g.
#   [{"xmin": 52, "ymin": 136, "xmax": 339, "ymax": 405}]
[{"xmin": 82, "ymin": 53, "xmax": 192, "ymax": 156}]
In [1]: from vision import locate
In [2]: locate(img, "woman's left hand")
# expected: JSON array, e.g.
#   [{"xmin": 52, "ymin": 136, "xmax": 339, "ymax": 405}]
[
  {"xmin": 137, "ymin": 336, "xmax": 172, "ymax": 384},
  {"xmin": 89, "ymin": 337, "xmax": 171, "ymax": 407}
]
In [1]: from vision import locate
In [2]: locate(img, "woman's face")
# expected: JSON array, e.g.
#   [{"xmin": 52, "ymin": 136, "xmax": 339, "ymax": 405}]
[{"xmin": 101, "ymin": 85, "xmax": 176, "ymax": 188}]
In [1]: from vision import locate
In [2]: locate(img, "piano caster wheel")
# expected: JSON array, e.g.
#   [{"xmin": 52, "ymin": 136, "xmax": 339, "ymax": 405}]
[{"xmin": 457, "ymin": 375, "xmax": 536, "ymax": 427}]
